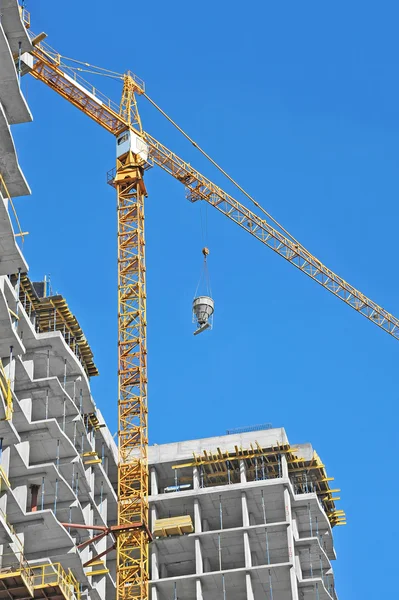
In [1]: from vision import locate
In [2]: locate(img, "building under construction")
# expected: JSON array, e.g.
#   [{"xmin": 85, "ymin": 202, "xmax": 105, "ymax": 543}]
[
  {"xmin": 148, "ymin": 428, "xmax": 342, "ymax": 600},
  {"xmin": 0, "ymin": 4, "xmax": 117, "ymax": 600},
  {"xmin": 0, "ymin": 3, "xmax": 346, "ymax": 600}
]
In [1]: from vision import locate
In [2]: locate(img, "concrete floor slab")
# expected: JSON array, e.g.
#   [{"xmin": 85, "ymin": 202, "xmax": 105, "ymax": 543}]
[
  {"xmin": 0, "ymin": 102, "xmax": 30, "ymax": 197},
  {"xmin": 23, "ymin": 330, "xmax": 96, "ymax": 414},
  {"xmin": 0, "ymin": 195, "xmax": 28, "ymax": 274},
  {"xmin": 0, "ymin": 282, "xmax": 25, "ymax": 356},
  {"xmin": 1, "ymin": 0, "xmax": 32, "ymax": 55},
  {"xmin": 0, "ymin": 16, "xmax": 32, "ymax": 125},
  {"xmin": 149, "ymin": 428, "xmax": 289, "ymax": 466}
]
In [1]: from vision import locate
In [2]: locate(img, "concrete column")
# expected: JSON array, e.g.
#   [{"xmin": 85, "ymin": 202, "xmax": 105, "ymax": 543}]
[
  {"xmin": 96, "ymin": 527, "xmax": 107, "ymax": 557},
  {"xmin": 241, "ymin": 492, "xmax": 249, "ymax": 526},
  {"xmin": 284, "ymin": 488, "xmax": 294, "ymax": 565},
  {"xmin": 12, "ymin": 481, "xmax": 27, "ymax": 513},
  {"xmin": 150, "ymin": 468, "xmax": 158, "ymax": 496},
  {"xmin": 193, "ymin": 465, "xmax": 200, "ymax": 489},
  {"xmin": 281, "ymin": 453, "xmax": 289, "ymax": 479},
  {"xmin": 22, "ymin": 358, "xmax": 34, "ymax": 379},
  {"xmin": 0, "ymin": 491, "xmax": 7, "ymax": 516},
  {"xmin": 196, "ymin": 579, "xmax": 203, "ymax": 600},
  {"xmin": 150, "ymin": 503, "xmax": 158, "ymax": 534},
  {"xmin": 294, "ymin": 553, "xmax": 302, "ymax": 580},
  {"xmin": 160, "ymin": 563, "xmax": 168, "ymax": 579},
  {"xmin": 99, "ymin": 494, "xmax": 108, "ymax": 522},
  {"xmin": 94, "ymin": 575, "xmax": 106, "ymax": 600},
  {"xmin": 83, "ymin": 501, "xmax": 93, "ymax": 526},
  {"xmin": 243, "ymin": 531, "xmax": 251, "ymax": 568},
  {"xmin": 18, "ymin": 395, "xmax": 32, "ymax": 423},
  {"xmin": 245, "ymin": 573, "xmax": 255, "ymax": 600},
  {"xmin": 202, "ymin": 518, "xmax": 210, "ymax": 532},
  {"xmin": 151, "ymin": 545, "xmax": 159, "ymax": 580},
  {"xmin": 151, "ymin": 585, "xmax": 159, "ymax": 600},
  {"xmin": 203, "ymin": 557, "xmax": 211, "ymax": 573},
  {"xmin": 194, "ymin": 499, "xmax": 202, "ymax": 533},
  {"xmin": 240, "ymin": 459, "xmax": 247, "ymax": 483},
  {"xmin": 30, "ymin": 484, "xmax": 39, "ymax": 511},
  {"xmin": 251, "ymin": 551, "xmax": 259, "ymax": 566},
  {"xmin": 290, "ymin": 565, "xmax": 299, "ymax": 600},
  {"xmin": 195, "ymin": 538, "xmax": 203, "ymax": 574},
  {"xmin": 292, "ymin": 515, "xmax": 299, "ymax": 540},
  {"xmin": 5, "ymin": 353, "xmax": 16, "ymax": 392},
  {"xmin": 85, "ymin": 466, "xmax": 94, "ymax": 494},
  {"xmin": 1, "ymin": 445, "xmax": 11, "ymax": 478},
  {"xmin": 81, "ymin": 502, "xmax": 93, "ymax": 567}
]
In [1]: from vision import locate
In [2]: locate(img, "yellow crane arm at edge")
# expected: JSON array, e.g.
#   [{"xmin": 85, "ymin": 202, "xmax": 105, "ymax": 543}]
[{"xmin": 26, "ymin": 35, "xmax": 399, "ymax": 341}]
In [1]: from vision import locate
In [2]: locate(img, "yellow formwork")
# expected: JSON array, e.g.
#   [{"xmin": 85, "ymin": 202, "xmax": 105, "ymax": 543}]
[
  {"xmin": 153, "ymin": 516, "xmax": 194, "ymax": 538},
  {"xmin": 172, "ymin": 440, "xmax": 346, "ymax": 527}
]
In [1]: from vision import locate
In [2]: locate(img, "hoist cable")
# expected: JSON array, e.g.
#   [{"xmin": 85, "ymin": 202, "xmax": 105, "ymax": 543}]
[
  {"xmin": 143, "ymin": 92, "xmax": 301, "ymax": 246},
  {"xmin": 58, "ymin": 55, "xmax": 123, "ymax": 77}
]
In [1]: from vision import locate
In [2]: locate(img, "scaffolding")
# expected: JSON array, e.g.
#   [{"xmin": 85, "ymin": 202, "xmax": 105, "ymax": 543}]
[
  {"xmin": 11, "ymin": 274, "xmax": 98, "ymax": 378},
  {"xmin": 172, "ymin": 441, "xmax": 346, "ymax": 527},
  {"xmin": 0, "ymin": 562, "xmax": 80, "ymax": 600},
  {"xmin": 0, "ymin": 359, "xmax": 12, "ymax": 420}
]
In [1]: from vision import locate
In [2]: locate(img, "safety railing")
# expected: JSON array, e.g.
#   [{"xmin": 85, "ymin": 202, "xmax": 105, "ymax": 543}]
[
  {"xmin": 0, "ymin": 508, "xmax": 24, "ymax": 555},
  {"xmin": 20, "ymin": 564, "xmax": 35, "ymax": 597},
  {"xmin": 20, "ymin": 6, "xmax": 31, "ymax": 29},
  {"xmin": 0, "ymin": 174, "xmax": 27, "ymax": 246},
  {"xmin": 0, "ymin": 359, "xmax": 12, "ymax": 421},
  {"xmin": 30, "ymin": 563, "xmax": 81, "ymax": 600},
  {"xmin": 28, "ymin": 31, "xmax": 122, "ymax": 112}
]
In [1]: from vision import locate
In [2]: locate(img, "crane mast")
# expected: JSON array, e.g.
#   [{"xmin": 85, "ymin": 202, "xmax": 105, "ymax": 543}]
[
  {"xmin": 22, "ymin": 19, "xmax": 399, "ymax": 600},
  {"xmin": 113, "ymin": 78, "xmax": 149, "ymax": 600},
  {"xmin": 114, "ymin": 147, "xmax": 149, "ymax": 600}
]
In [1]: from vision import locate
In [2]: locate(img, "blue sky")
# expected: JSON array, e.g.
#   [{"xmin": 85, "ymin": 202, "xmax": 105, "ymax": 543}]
[{"xmin": 13, "ymin": 1, "xmax": 399, "ymax": 597}]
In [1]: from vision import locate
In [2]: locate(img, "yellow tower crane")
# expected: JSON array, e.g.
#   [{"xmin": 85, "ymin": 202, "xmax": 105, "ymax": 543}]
[{"xmin": 20, "ymin": 12, "xmax": 399, "ymax": 600}]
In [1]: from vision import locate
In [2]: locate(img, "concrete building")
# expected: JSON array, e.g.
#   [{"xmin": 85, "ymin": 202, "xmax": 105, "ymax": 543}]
[
  {"xmin": 0, "ymin": 3, "xmax": 118, "ymax": 600},
  {"xmin": 148, "ymin": 428, "xmax": 344, "ymax": 600}
]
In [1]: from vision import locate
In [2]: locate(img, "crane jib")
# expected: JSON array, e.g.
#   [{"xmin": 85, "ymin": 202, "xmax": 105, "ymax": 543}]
[
  {"xmin": 23, "ymin": 17, "xmax": 398, "ymax": 600},
  {"xmin": 26, "ymin": 44, "xmax": 399, "ymax": 342}
]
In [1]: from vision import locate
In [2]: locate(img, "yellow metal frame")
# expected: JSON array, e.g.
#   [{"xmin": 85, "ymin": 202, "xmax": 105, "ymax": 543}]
[
  {"xmin": 30, "ymin": 562, "xmax": 81, "ymax": 600},
  {"xmin": 0, "ymin": 174, "xmax": 27, "ymax": 245},
  {"xmin": 114, "ymin": 148, "xmax": 149, "ymax": 600},
  {"xmin": 0, "ymin": 561, "xmax": 79, "ymax": 600},
  {"xmin": 0, "ymin": 359, "xmax": 12, "ymax": 421},
  {"xmin": 173, "ymin": 441, "xmax": 346, "ymax": 527},
  {"xmin": 20, "ymin": 6, "xmax": 30, "ymax": 29}
]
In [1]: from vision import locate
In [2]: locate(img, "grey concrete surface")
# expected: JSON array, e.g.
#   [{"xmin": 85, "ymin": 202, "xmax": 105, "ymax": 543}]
[
  {"xmin": 0, "ymin": 102, "xmax": 30, "ymax": 196},
  {"xmin": 1, "ymin": 0, "xmax": 32, "ymax": 55},
  {"xmin": 0, "ymin": 192, "xmax": 28, "ymax": 274},
  {"xmin": 0, "ymin": 21, "xmax": 32, "ymax": 125}
]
